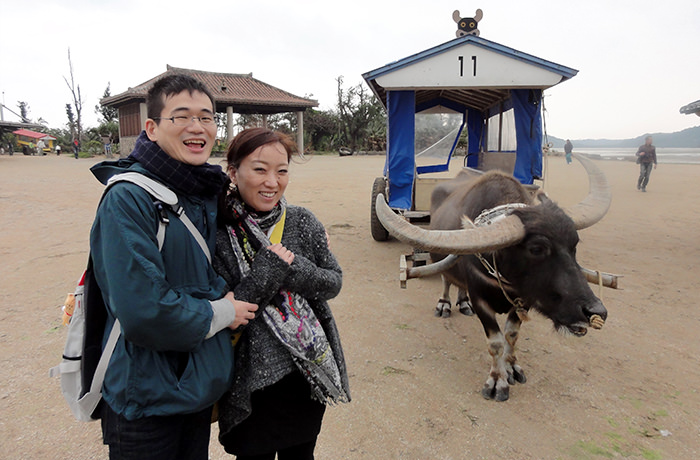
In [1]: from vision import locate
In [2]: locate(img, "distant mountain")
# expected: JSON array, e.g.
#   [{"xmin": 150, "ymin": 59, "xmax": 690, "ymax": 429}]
[{"xmin": 548, "ymin": 125, "xmax": 700, "ymax": 148}]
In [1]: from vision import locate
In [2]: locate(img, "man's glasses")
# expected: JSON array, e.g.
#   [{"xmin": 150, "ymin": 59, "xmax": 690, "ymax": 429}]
[{"xmin": 153, "ymin": 115, "xmax": 216, "ymax": 126}]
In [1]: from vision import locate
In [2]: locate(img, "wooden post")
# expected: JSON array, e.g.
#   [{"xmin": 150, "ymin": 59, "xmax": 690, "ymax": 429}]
[
  {"xmin": 296, "ymin": 111, "xmax": 304, "ymax": 154},
  {"xmin": 226, "ymin": 106, "xmax": 234, "ymax": 142}
]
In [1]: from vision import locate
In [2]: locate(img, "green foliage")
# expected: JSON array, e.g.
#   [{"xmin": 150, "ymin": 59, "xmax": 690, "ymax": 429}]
[
  {"xmin": 95, "ymin": 83, "xmax": 118, "ymax": 123},
  {"xmin": 335, "ymin": 76, "xmax": 386, "ymax": 152},
  {"xmin": 304, "ymin": 109, "xmax": 341, "ymax": 152},
  {"xmin": 65, "ymin": 104, "xmax": 76, "ymax": 138},
  {"xmin": 17, "ymin": 101, "xmax": 30, "ymax": 122},
  {"xmin": 86, "ymin": 120, "xmax": 119, "ymax": 145},
  {"xmin": 84, "ymin": 139, "xmax": 103, "ymax": 156}
]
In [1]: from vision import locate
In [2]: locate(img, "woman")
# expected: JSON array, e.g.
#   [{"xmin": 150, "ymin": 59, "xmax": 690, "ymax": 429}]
[{"xmin": 213, "ymin": 128, "xmax": 350, "ymax": 459}]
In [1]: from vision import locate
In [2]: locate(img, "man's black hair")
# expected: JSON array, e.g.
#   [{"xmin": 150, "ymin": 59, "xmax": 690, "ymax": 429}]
[{"xmin": 146, "ymin": 74, "xmax": 216, "ymax": 122}]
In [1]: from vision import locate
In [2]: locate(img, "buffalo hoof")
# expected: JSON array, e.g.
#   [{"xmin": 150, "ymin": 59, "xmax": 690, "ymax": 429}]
[
  {"xmin": 458, "ymin": 299, "xmax": 474, "ymax": 316},
  {"xmin": 435, "ymin": 299, "xmax": 452, "ymax": 318},
  {"xmin": 482, "ymin": 382, "xmax": 509, "ymax": 401},
  {"xmin": 507, "ymin": 365, "xmax": 527, "ymax": 385}
]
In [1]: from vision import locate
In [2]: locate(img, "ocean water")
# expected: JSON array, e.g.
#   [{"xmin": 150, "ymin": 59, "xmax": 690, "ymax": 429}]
[{"xmin": 572, "ymin": 147, "xmax": 700, "ymax": 165}]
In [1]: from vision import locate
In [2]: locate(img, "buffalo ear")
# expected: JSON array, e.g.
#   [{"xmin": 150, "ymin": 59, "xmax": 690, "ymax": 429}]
[{"xmin": 535, "ymin": 191, "xmax": 552, "ymax": 204}]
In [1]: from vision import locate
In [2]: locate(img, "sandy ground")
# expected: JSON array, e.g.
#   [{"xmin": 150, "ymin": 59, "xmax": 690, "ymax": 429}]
[{"xmin": 1, "ymin": 152, "xmax": 699, "ymax": 460}]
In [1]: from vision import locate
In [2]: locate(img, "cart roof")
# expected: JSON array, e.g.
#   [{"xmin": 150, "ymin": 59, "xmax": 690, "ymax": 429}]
[{"xmin": 363, "ymin": 34, "xmax": 577, "ymax": 112}]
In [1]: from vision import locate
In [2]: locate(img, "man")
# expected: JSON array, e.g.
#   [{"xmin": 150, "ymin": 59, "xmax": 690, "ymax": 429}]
[
  {"xmin": 89, "ymin": 74, "xmax": 258, "ymax": 459},
  {"xmin": 635, "ymin": 135, "xmax": 657, "ymax": 192},
  {"xmin": 564, "ymin": 139, "xmax": 573, "ymax": 164}
]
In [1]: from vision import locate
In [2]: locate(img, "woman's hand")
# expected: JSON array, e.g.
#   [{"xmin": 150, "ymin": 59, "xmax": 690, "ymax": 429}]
[{"xmin": 267, "ymin": 243, "xmax": 295, "ymax": 265}]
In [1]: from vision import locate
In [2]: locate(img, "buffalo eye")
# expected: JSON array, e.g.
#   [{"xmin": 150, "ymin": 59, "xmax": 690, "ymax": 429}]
[{"xmin": 525, "ymin": 237, "xmax": 551, "ymax": 258}]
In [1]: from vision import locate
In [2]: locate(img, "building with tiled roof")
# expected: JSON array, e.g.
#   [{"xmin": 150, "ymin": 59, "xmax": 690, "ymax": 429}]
[{"xmin": 101, "ymin": 65, "xmax": 318, "ymax": 154}]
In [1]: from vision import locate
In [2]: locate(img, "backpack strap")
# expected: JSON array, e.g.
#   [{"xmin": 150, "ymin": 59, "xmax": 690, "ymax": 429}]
[{"xmin": 106, "ymin": 172, "xmax": 211, "ymax": 262}]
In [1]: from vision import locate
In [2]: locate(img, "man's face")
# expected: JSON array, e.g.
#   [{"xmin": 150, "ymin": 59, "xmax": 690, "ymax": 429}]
[
  {"xmin": 646, "ymin": 137, "xmax": 653, "ymax": 145},
  {"xmin": 145, "ymin": 90, "xmax": 216, "ymax": 166}
]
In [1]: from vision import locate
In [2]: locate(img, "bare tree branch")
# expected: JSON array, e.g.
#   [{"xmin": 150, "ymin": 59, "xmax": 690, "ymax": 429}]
[{"xmin": 64, "ymin": 48, "xmax": 83, "ymax": 145}]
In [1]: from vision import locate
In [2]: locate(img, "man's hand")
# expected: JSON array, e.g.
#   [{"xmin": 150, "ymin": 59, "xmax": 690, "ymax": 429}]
[{"xmin": 224, "ymin": 291, "xmax": 258, "ymax": 329}]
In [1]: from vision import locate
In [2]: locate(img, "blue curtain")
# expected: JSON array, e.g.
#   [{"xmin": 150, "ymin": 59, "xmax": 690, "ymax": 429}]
[
  {"xmin": 386, "ymin": 90, "xmax": 415, "ymax": 209},
  {"xmin": 466, "ymin": 109, "xmax": 484, "ymax": 168},
  {"xmin": 511, "ymin": 89, "xmax": 543, "ymax": 184}
]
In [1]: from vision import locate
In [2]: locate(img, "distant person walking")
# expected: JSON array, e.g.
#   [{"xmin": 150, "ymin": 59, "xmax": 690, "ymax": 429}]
[
  {"xmin": 55, "ymin": 144, "xmax": 61, "ymax": 155},
  {"xmin": 36, "ymin": 139, "xmax": 45, "ymax": 155},
  {"xmin": 564, "ymin": 139, "xmax": 573, "ymax": 164},
  {"xmin": 73, "ymin": 138, "xmax": 79, "ymax": 159},
  {"xmin": 635, "ymin": 135, "xmax": 657, "ymax": 192}
]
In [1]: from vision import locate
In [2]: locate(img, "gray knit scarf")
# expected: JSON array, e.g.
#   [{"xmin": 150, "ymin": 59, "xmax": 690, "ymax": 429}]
[{"xmin": 225, "ymin": 193, "xmax": 349, "ymax": 404}]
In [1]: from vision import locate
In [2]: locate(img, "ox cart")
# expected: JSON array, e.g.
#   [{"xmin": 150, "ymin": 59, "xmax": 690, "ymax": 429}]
[{"xmin": 361, "ymin": 20, "xmax": 622, "ymax": 402}]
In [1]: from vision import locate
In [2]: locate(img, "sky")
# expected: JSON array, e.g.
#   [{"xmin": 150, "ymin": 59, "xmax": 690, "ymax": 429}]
[{"xmin": 1, "ymin": 0, "xmax": 699, "ymax": 140}]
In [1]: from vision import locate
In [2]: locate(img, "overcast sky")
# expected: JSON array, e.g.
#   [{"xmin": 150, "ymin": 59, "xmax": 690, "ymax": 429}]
[{"xmin": 1, "ymin": 0, "xmax": 698, "ymax": 140}]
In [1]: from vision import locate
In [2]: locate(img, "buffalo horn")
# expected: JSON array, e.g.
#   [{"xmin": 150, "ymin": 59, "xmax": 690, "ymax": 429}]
[
  {"xmin": 566, "ymin": 153, "xmax": 612, "ymax": 230},
  {"xmin": 375, "ymin": 194, "xmax": 526, "ymax": 255}
]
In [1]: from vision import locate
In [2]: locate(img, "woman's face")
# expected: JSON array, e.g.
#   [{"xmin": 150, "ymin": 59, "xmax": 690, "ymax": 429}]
[{"xmin": 230, "ymin": 141, "xmax": 289, "ymax": 212}]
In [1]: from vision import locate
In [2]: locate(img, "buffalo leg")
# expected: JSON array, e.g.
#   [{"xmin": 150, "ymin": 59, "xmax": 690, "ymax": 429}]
[
  {"xmin": 503, "ymin": 308, "xmax": 526, "ymax": 385},
  {"xmin": 436, "ymin": 275, "xmax": 452, "ymax": 317},
  {"xmin": 475, "ymin": 300, "xmax": 511, "ymax": 401}
]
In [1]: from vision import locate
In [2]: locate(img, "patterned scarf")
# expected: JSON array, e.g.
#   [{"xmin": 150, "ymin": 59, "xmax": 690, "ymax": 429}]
[
  {"xmin": 128, "ymin": 131, "xmax": 227, "ymax": 197},
  {"xmin": 224, "ymin": 191, "xmax": 349, "ymax": 404}
]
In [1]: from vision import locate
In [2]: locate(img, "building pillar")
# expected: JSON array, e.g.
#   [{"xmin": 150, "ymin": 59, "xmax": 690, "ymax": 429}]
[
  {"xmin": 262, "ymin": 114, "xmax": 268, "ymax": 128},
  {"xmin": 296, "ymin": 111, "xmax": 304, "ymax": 154},
  {"xmin": 226, "ymin": 106, "xmax": 234, "ymax": 142},
  {"xmin": 139, "ymin": 102, "xmax": 148, "ymax": 131}
]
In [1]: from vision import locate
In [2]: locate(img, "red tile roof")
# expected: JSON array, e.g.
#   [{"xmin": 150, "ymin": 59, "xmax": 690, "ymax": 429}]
[
  {"xmin": 101, "ymin": 65, "xmax": 318, "ymax": 115},
  {"xmin": 12, "ymin": 129, "xmax": 56, "ymax": 140}
]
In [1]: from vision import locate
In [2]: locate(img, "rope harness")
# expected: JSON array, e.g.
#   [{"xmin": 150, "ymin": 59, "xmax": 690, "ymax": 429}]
[{"xmin": 468, "ymin": 203, "xmax": 529, "ymax": 315}]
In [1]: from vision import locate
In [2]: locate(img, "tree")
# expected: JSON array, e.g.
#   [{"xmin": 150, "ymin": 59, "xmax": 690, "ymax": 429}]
[
  {"xmin": 64, "ymin": 48, "xmax": 83, "ymax": 144},
  {"xmin": 65, "ymin": 103, "xmax": 76, "ymax": 140},
  {"xmin": 95, "ymin": 83, "xmax": 118, "ymax": 123},
  {"xmin": 92, "ymin": 84, "xmax": 120, "ymax": 145},
  {"xmin": 17, "ymin": 101, "xmax": 30, "ymax": 123},
  {"xmin": 304, "ymin": 109, "xmax": 341, "ymax": 152},
  {"xmin": 335, "ymin": 76, "xmax": 386, "ymax": 152}
]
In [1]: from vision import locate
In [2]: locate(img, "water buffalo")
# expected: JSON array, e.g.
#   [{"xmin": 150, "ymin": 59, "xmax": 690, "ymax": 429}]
[{"xmin": 376, "ymin": 154, "xmax": 611, "ymax": 401}]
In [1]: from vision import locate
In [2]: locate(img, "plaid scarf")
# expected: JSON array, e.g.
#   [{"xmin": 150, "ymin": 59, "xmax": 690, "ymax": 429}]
[
  {"xmin": 224, "ymin": 191, "xmax": 349, "ymax": 404},
  {"xmin": 128, "ymin": 131, "xmax": 226, "ymax": 197}
]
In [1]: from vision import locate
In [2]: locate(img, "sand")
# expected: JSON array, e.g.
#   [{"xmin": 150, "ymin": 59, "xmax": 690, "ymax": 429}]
[{"xmin": 1, "ymin": 152, "xmax": 699, "ymax": 459}]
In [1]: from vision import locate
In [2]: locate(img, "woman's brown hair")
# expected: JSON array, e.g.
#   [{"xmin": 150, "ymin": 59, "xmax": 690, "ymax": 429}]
[{"xmin": 226, "ymin": 127, "xmax": 297, "ymax": 171}]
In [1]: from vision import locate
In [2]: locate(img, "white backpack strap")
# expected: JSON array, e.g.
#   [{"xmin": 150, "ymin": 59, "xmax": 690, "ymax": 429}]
[
  {"xmin": 107, "ymin": 172, "xmax": 178, "ymax": 205},
  {"xmin": 89, "ymin": 318, "xmax": 121, "ymax": 395},
  {"xmin": 106, "ymin": 172, "xmax": 208, "ymax": 256},
  {"xmin": 178, "ymin": 211, "xmax": 211, "ymax": 263}
]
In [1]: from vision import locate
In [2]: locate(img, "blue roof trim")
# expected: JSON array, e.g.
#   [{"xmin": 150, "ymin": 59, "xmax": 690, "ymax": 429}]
[{"xmin": 363, "ymin": 35, "xmax": 578, "ymax": 84}]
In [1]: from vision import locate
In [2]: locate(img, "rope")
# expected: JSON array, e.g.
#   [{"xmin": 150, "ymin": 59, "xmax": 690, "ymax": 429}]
[
  {"xmin": 492, "ymin": 253, "xmax": 526, "ymax": 310},
  {"xmin": 541, "ymin": 95, "xmax": 550, "ymax": 192},
  {"xmin": 464, "ymin": 204, "xmax": 528, "ymax": 311}
]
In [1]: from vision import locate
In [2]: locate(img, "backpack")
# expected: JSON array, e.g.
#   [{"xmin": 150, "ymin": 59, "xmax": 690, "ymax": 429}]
[{"xmin": 49, "ymin": 172, "xmax": 211, "ymax": 422}]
